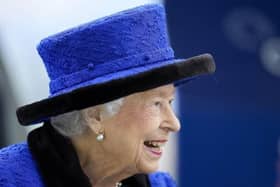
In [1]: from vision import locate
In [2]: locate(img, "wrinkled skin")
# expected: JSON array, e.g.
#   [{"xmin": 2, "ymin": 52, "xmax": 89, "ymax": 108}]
[{"xmin": 72, "ymin": 84, "xmax": 180, "ymax": 187}]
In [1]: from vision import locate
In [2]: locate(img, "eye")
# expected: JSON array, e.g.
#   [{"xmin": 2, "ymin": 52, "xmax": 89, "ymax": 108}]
[{"xmin": 154, "ymin": 101, "xmax": 161, "ymax": 107}]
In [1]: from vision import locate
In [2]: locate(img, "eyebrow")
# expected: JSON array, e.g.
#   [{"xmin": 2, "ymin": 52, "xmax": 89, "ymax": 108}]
[{"xmin": 158, "ymin": 88, "xmax": 175, "ymax": 98}]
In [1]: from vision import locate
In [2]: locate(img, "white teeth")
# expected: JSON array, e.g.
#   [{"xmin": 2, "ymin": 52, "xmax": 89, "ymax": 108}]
[{"xmin": 145, "ymin": 141, "xmax": 165, "ymax": 148}]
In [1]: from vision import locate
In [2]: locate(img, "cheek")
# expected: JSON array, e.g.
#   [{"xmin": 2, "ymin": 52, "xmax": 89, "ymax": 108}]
[
  {"xmin": 103, "ymin": 115, "xmax": 147, "ymax": 163},
  {"xmin": 140, "ymin": 108, "xmax": 161, "ymax": 130},
  {"xmin": 133, "ymin": 109, "xmax": 163, "ymax": 172},
  {"xmin": 102, "ymin": 125, "xmax": 141, "ymax": 169},
  {"xmin": 122, "ymin": 106, "xmax": 159, "ymax": 133},
  {"xmin": 103, "ymin": 107, "xmax": 161, "ymax": 169}
]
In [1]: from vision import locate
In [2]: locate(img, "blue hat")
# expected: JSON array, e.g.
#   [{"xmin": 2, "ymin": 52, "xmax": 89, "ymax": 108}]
[{"xmin": 17, "ymin": 4, "xmax": 215, "ymax": 125}]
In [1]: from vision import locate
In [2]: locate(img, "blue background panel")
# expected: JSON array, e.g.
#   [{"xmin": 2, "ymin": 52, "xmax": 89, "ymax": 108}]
[{"xmin": 166, "ymin": 0, "xmax": 280, "ymax": 186}]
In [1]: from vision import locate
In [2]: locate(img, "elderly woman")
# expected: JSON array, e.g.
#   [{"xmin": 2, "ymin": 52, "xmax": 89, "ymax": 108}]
[{"xmin": 0, "ymin": 4, "xmax": 215, "ymax": 187}]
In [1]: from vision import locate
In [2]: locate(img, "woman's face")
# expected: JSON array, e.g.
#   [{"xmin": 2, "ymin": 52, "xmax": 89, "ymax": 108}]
[{"xmin": 101, "ymin": 84, "xmax": 180, "ymax": 173}]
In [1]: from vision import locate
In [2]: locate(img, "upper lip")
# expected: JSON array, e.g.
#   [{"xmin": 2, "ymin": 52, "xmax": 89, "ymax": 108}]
[{"xmin": 145, "ymin": 139, "xmax": 168, "ymax": 143}]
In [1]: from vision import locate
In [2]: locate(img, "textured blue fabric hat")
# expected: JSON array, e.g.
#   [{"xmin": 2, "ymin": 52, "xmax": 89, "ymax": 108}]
[{"xmin": 17, "ymin": 4, "xmax": 216, "ymax": 125}]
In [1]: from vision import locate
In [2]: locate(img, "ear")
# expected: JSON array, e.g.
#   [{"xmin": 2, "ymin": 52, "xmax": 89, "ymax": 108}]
[{"xmin": 81, "ymin": 107, "xmax": 103, "ymax": 135}]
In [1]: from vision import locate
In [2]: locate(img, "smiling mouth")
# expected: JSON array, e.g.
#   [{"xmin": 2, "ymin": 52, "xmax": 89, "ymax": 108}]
[{"xmin": 143, "ymin": 140, "xmax": 167, "ymax": 157}]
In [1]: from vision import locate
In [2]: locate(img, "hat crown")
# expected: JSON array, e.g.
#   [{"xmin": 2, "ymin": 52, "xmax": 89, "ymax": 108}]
[{"xmin": 37, "ymin": 4, "xmax": 173, "ymax": 94}]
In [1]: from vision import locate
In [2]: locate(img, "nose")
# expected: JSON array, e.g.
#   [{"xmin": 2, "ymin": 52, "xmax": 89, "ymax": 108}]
[{"xmin": 161, "ymin": 104, "xmax": 181, "ymax": 132}]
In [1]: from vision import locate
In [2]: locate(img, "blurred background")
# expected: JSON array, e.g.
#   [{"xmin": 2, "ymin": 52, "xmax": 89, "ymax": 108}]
[{"xmin": 0, "ymin": 0, "xmax": 279, "ymax": 187}]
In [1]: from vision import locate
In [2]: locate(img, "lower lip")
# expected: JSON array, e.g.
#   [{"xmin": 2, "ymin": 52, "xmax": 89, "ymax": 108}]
[{"xmin": 144, "ymin": 145, "xmax": 162, "ymax": 158}]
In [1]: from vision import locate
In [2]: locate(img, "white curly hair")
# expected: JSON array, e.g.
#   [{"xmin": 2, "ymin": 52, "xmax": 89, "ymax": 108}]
[{"xmin": 50, "ymin": 98, "xmax": 123, "ymax": 137}]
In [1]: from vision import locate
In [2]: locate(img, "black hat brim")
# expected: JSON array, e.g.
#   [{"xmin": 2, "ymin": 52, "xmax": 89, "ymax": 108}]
[{"xmin": 17, "ymin": 53, "xmax": 216, "ymax": 126}]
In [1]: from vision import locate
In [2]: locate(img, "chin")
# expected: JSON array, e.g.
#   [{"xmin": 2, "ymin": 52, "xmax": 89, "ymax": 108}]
[
  {"xmin": 135, "ymin": 143, "xmax": 163, "ymax": 173},
  {"xmin": 137, "ymin": 159, "xmax": 160, "ymax": 173}
]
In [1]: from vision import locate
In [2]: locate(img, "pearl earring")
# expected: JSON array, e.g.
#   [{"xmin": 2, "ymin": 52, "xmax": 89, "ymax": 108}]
[{"xmin": 96, "ymin": 130, "xmax": 105, "ymax": 142}]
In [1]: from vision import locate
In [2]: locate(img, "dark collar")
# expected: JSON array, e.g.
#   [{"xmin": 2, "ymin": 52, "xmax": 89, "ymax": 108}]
[{"xmin": 27, "ymin": 122, "xmax": 150, "ymax": 187}]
